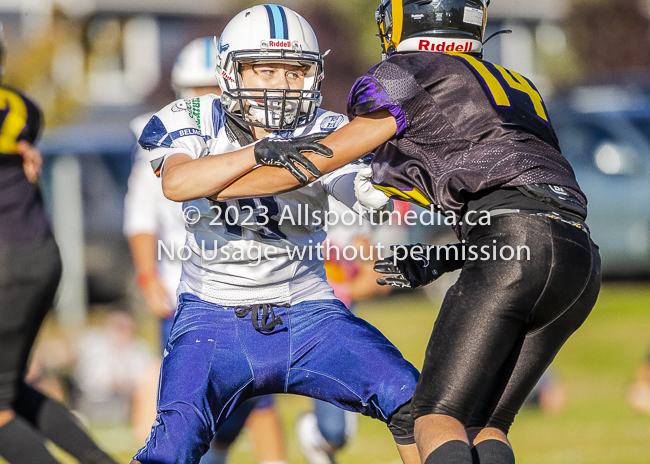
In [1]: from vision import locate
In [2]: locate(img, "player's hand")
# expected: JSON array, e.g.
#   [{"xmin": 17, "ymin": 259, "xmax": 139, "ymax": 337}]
[
  {"xmin": 354, "ymin": 164, "xmax": 391, "ymax": 210},
  {"xmin": 374, "ymin": 243, "xmax": 465, "ymax": 288},
  {"xmin": 253, "ymin": 133, "xmax": 333, "ymax": 184},
  {"xmin": 16, "ymin": 140, "xmax": 43, "ymax": 185}
]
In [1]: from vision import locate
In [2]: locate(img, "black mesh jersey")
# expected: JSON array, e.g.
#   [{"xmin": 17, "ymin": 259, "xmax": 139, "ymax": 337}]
[
  {"xmin": 347, "ymin": 52, "xmax": 585, "ymax": 223},
  {"xmin": 0, "ymin": 86, "xmax": 51, "ymax": 248}
]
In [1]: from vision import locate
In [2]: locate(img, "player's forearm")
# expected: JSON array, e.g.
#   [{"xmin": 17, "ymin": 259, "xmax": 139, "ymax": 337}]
[
  {"xmin": 306, "ymin": 110, "xmax": 397, "ymax": 174},
  {"xmin": 162, "ymin": 149, "xmax": 258, "ymax": 201},
  {"xmin": 214, "ymin": 111, "xmax": 397, "ymax": 200},
  {"xmin": 213, "ymin": 165, "xmax": 303, "ymax": 200},
  {"xmin": 128, "ymin": 234, "xmax": 159, "ymax": 276}
]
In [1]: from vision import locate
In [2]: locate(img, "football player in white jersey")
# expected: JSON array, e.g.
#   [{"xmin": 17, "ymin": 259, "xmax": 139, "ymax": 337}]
[
  {"xmin": 131, "ymin": 5, "xmax": 420, "ymax": 464},
  {"xmin": 125, "ymin": 36, "xmax": 220, "ymax": 360},
  {"xmin": 125, "ymin": 38, "xmax": 288, "ymax": 464}
]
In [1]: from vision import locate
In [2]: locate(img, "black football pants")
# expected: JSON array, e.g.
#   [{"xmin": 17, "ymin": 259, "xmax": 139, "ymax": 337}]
[
  {"xmin": 0, "ymin": 237, "xmax": 61, "ymax": 410},
  {"xmin": 411, "ymin": 213, "xmax": 601, "ymax": 433}
]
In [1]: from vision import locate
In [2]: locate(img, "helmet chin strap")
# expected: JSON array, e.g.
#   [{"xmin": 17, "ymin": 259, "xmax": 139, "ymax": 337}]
[{"xmin": 483, "ymin": 29, "xmax": 512, "ymax": 45}]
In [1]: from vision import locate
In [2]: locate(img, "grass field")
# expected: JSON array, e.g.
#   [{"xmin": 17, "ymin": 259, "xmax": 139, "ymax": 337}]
[{"xmin": 41, "ymin": 282, "xmax": 650, "ymax": 463}]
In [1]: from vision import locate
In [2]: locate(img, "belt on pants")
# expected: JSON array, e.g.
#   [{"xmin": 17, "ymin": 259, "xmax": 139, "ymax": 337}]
[{"xmin": 487, "ymin": 208, "xmax": 590, "ymax": 234}]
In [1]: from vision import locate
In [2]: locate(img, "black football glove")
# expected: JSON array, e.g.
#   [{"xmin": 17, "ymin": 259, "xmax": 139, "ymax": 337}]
[
  {"xmin": 253, "ymin": 133, "xmax": 333, "ymax": 184},
  {"xmin": 374, "ymin": 243, "xmax": 465, "ymax": 289}
]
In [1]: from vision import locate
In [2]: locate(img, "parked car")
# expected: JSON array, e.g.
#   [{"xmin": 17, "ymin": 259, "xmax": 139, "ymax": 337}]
[{"xmin": 548, "ymin": 84, "xmax": 650, "ymax": 277}]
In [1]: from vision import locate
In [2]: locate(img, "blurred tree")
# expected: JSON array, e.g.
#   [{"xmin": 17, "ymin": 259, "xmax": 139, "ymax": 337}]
[
  {"xmin": 231, "ymin": 0, "xmax": 383, "ymax": 112},
  {"xmin": 566, "ymin": 0, "xmax": 650, "ymax": 74},
  {"xmin": 4, "ymin": 9, "xmax": 83, "ymax": 127},
  {"xmin": 2, "ymin": 1, "xmax": 388, "ymax": 127},
  {"xmin": 298, "ymin": 4, "xmax": 373, "ymax": 114}
]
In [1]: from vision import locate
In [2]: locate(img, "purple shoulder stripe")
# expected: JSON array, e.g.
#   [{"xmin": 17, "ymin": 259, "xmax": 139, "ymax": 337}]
[{"xmin": 347, "ymin": 74, "xmax": 407, "ymax": 137}]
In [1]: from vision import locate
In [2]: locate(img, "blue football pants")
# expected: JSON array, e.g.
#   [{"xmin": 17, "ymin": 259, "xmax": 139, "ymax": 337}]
[{"xmin": 134, "ymin": 294, "xmax": 419, "ymax": 463}]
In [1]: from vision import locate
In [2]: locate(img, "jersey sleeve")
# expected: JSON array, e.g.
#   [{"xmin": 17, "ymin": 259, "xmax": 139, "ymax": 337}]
[
  {"xmin": 123, "ymin": 145, "xmax": 161, "ymax": 237},
  {"xmin": 18, "ymin": 93, "xmax": 42, "ymax": 144},
  {"xmin": 138, "ymin": 99, "xmax": 209, "ymax": 177},
  {"xmin": 347, "ymin": 61, "xmax": 420, "ymax": 137},
  {"xmin": 321, "ymin": 163, "xmax": 361, "ymax": 211},
  {"xmin": 321, "ymin": 156, "xmax": 393, "ymax": 222}
]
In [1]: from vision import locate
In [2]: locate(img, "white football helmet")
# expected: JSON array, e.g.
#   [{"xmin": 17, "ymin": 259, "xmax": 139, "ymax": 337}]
[
  {"xmin": 171, "ymin": 37, "xmax": 220, "ymax": 98},
  {"xmin": 215, "ymin": 4, "xmax": 324, "ymax": 131}
]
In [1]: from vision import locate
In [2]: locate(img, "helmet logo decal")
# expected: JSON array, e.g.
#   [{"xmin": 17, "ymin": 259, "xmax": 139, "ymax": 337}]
[
  {"xmin": 217, "ymin": 36, "xmax": 229, "ymax": 54},
  {"xmin": 417, "ymin": 39, "xmax": 474, "ymax": 52},
  {"xmin": 221, "ymin": 69, "xmax": 235, "ymax": 84},
  {"xmin": 463, "ymin": 6, "xmax": 484, "ymax": 26},
  {"xmin": 268, "ymin": 39, "xmax": 293, "ymax": 48},
  {"xmin": 264, "ymin": 4, "xmax": 289, "ymax": 40},
  {"xmin": 399, "ymin": 37, "xmax": 482, "ymax": 54}
]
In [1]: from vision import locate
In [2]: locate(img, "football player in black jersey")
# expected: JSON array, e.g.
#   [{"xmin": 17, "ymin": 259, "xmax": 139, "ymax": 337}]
[
  {"xmin": 212, "ymin": 1, "xmax": 601, "ymax": 464},
  {"xmin": 0, "ymin": 22, "xmax": 118, "ymax": 464}
]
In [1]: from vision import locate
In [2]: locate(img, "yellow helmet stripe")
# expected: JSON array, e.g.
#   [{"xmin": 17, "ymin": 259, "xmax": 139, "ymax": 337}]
[{"xmin": 391, "ymin": 0, "xmax": 403, "ymax": 50}]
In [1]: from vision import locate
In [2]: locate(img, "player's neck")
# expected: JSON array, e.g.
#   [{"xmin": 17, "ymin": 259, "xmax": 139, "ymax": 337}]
[{"xmin": 251, "ymin": 125, "xmax": 273, "ymax": 141}]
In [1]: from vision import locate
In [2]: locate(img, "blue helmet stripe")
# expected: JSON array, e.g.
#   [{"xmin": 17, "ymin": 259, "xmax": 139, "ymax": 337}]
[
  {"xmin": 277, "ymin": 5, "xmax": 289, "ymax": 39},
  {"xmin": 264, "ymin": 4, "xmax": 288, "ymax": 40},
  {"xmin": 263, "ymin": 5, "xmax": 277, "ymax": 38}
]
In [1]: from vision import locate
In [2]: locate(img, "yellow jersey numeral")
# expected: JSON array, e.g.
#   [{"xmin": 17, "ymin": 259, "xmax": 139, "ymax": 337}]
[
  {"xmin": 0, "ymin": 88, "xmax": 28, "ymax": 154},
  {"xmin": 450, "ymin": 53, "xmax": 548, "ymax": 121}
]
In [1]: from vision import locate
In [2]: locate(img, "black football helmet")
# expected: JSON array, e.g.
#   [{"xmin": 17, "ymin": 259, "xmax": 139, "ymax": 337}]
[{"xmin": 376, "ymin": 0, "xmax": 488, "ymax": 59}]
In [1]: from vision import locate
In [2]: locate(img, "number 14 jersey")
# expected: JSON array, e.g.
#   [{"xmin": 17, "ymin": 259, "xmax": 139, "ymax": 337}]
[{"xmin": 347, "ymin": 52, "xmax": 586, "ymax": 226}]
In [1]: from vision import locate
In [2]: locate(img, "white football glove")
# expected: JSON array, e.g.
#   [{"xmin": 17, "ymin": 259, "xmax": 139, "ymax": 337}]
[
  {"xmin": 354, "ymin": 165, "xmax": 391, "ymax": 210},
  {"xmin": 353, "ymin": 165, "xmax": 393, "ymax": 224}
]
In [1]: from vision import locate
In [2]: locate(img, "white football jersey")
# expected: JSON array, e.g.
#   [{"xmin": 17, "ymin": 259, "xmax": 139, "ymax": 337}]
[
  {"xmin": 139, "ymin": 94, "xmax": 362, "ymax": 306},
  {"xmin": 124, "ymin": 112, "xmax": 187, "ymax": 301}
]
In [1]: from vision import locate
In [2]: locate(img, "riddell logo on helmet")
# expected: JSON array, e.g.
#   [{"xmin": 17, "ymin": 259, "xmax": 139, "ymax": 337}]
[
  {"xmin": 418, "ymin": 40, "xmax": 472, "ymax": 52},
  {"xmin": 268, "ymin": 40, "xmax": 292, "ymax": 48},
  {"xmin": 221, "ymin": 70, "xmax": 236, "ymax": 83}
]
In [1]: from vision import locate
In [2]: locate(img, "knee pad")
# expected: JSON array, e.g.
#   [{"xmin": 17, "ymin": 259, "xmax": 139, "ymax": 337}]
[{"xmin": 386, "ymin": 400, "xmax": 415, "ymax": 445}]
